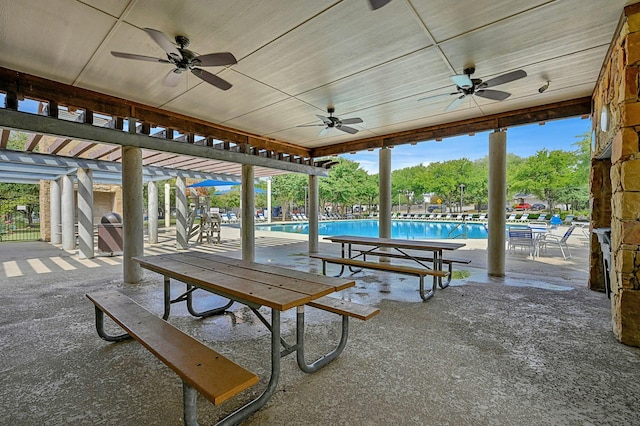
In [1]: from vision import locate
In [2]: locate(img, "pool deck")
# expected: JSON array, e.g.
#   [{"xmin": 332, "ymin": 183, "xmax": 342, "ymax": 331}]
[{"xmin": 1, "ymin": 225, "xmax": 638, "ymax": 425}]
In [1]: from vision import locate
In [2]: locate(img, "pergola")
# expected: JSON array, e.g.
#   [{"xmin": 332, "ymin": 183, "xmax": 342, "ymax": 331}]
[{"xmin": 1, "ymin": 1, "xmax": 638, "ymax": 345}]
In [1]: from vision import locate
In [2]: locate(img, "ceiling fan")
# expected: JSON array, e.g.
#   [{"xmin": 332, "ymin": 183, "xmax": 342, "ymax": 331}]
[
  {"xmin": 418, "ymin": 67, "xmax": 527, "ymax": 111},
  {"xmin": 369, "ymin": 0, "xmax": 392, "ymax": 10},
  {"xmin": 111, "ymin": 28, "xmax": 237, "ymax": 91},
  {"xmin": 297, "ymin": 107, "xmax": 364, "ymax": 136}
]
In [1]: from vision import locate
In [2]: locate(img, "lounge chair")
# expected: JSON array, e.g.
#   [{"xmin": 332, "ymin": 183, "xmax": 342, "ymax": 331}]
[
  {"xmin": 426, "ymin": 214, "xmax": 435, "ymax": 220},
  {"xmin": 536, "ymin": 213, "xmax": 547, "ymax": 221},
  {"xmin": 300, "ymin": 213, "xmax": 309, "ymax": 221},
  {"xmin": 444, "ymin": 214, "xmax": 452, "ymax": 220},
  {"xmin": 434, "ymin": 214, "xmax": 442, "ymax": 220},
  {"xmin": 454, "ymin": 214, "xmax": 463, "ymax": 220},
  {"xmin": 563, "ymin": 214, "xmax": 575, "ymax": 225},
  {"xmin": 515, "ymin": 213, "xmax": 529, "ymax": 223},
  {"xmin": 507, "ymin": 213, "xmax": 517, "ymax": 221},
  {"xmin": 539, "ymin": 225, "xmax": 576, "ymax": 260}
]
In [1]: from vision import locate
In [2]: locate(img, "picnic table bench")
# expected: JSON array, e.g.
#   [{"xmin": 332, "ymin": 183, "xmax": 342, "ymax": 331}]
[
  {"xmin": 310, "ymin": 254, "xmax": 448, "ymax": 301},
  {"xmin": 86, "ymin": 290, "xmax": 259, "ymax": 426},
  {"xmin": 85, "ymin": 253, "xmax": 379, "ymax": 424},
  {"xmin": 315, "ymin": 235, "xmax": 469, "ymax": 301}
]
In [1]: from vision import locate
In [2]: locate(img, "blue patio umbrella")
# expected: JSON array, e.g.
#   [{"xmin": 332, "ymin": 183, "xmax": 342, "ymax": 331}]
[
  {"xmin": 214, "ymin": 187, "xmax": 266, "ymax": 195},
  {"xmin": 187, "ymin": 179, "xmax": 240, "ymax": 187}
]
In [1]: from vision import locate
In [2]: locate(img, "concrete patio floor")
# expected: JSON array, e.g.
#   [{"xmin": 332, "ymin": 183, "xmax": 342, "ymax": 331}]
[{"xmin": 1, "ymin": 225, "xmax": 638, "ymax": 425}]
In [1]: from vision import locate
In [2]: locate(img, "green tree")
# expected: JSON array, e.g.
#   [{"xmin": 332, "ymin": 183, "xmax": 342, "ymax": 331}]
[
  {"xmin": 0, "ymin": 132, "xmax": 40, "ymax": 227},
  {"xmin": 272, "ymin": 174, "xmax": 306, "ymax": 219}
]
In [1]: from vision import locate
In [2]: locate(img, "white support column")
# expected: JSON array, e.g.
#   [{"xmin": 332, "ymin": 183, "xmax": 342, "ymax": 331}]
[
  {"xmin": 122, "ymin": 128, "xmax": 144, "ymax": 283},
  {"xmin": 175, "ymin": 176, "xmax": 188, "ymax": 250},
  {"xmin": 77, "ymin": 168, "xmax": 94, "ymax": 259},
  {"xmin": 164, "ymin": 183, "xmax": 171, "ymax": 228},
  {"xmin": 379, "ymin": 147, "xmax": 392, "ymax": 262},
  {"xmin": 50, "ymin": 178, "xmax": 61, "ymax": 245},
  {"xmin": 148, "ymin": 181, "xmax": 158, "ymax": 244},
  {"xmin": 267, "ymin": 178, "xmax": 272, "ymax": 223},
  {"xmin": 241, "ymin": 164, "xmax": 255, "ymax": 262},
  {"xmin": 61, "ymin": 174, "xmax": 75, "ymax": 251},
  {"xmin": 309, "ymin": 175, "xmax": 319, "ymax": 253},
  {"xmin": 488, "ymin": 130, "xmax": 507, "ymax": 276}
]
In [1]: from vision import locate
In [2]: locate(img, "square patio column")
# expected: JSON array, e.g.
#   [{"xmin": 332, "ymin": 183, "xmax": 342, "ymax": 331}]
[
  {"xmin": 164, "ymin": 183, "xmax": 171, "ymax": 228},
  {"xmin": 309, "ymin": 175, "xmax": 319, "ymax": 253},
  {"xmin": 241, "ymin": 164, "xmax": 255, "ymax": 262},
  {"xmin": 487, "ymin": 130, "xmax": 507, "ymax": 276},
  {"xmin": 77, "ymin": 168, "xmax": 94, "ymax": 259},
  {"xmin": 175, "ymin": 176, "xmax": 188, "ymax": 250},
  {"xmin": 122, "ymin": 144, "xmax": 144, "ymax": 283},
  {"xmin": 148, "ymin": 180, "xmax": 158, "ymax": 244},
  {"xmin": 50, "ymin": 178, "xmax": 61, "ymax": 245},
  {"xmin": 61, "ymin": 174, "xmax": 75, "ymax": 251}
]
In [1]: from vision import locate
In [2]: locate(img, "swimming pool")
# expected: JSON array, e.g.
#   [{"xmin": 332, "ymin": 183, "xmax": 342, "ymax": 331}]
[{"xmin": 256, "ymin": 220, "xmax": 489, "ymax": 239}]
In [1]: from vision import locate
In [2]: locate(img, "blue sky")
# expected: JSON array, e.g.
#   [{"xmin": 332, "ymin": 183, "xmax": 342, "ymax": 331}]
[{"xmin": 341, "ymin": 116, "xmax": 592, "ymax": 174}]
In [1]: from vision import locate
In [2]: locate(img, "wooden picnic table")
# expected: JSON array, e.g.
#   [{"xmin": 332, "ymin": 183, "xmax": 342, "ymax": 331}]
[
  {"xmin": 320, "ymin": 235, "xmax": 467, "ymax": 300},
  {"xmin": 132, "ymin": 252, "xmax": 367, "ymax": 424}
]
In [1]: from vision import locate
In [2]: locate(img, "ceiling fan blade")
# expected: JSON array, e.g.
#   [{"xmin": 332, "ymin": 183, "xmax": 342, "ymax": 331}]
[
  {"xmin": 445, "ymin": 95, "xmax": 466, "ymax": 111},
  {"xmin": 337, "ymin": 125, "xmax": 359, "ymax": 135},
  {"xmin": 481, "ymin": 70, "xmax": 527, "ymax": 88},
  {"xmin": 319, "ymin": 127, "xmax": 329, "ymax": 137},
  {"xmin": 475, "ymin": 89, "xmax": 511, "ymax": 101},
  {"xmin": 418, "ymin": 92, "xmax": 457, "ymax": 102},
  {"xmin": 450, "ymin": 74, "xmax": 473, "ymax": 89},
  {"xmin": 163, "ymin": 69, "xmax": 183, "ymax": 87},
  {"xmin": 195, "ymin": 52, "xmax": 238, "ymax": 66},
  {"xmin": 316, "ymin": 115, "xmax": 332, "ymax": 125},
  {"xmin": 111, "ymin": 51, "xmax": 170, "ymax": 63},
  {"xmin": 340, "ymin": 117, "xmax": 363, "ymax": 125},
  {"xmin": 296, "ymin": 124, "xmax": 326, "ymax": 128},
  {"xmin": 143, "ymin": 28, "xmax": 181, "ymax": 58},
  {"xmin": 191, "ymin": 68, "xmax": 232, "ymax": 90},
  {"xmin": 369, "ymin": 0, "xmax": 392, "ymax": 10}
]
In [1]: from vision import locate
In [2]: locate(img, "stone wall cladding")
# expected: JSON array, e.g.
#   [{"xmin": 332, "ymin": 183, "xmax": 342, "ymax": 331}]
[{"xmin": 593, "ymin": 4, "xmax": 640, "ymax": 347}]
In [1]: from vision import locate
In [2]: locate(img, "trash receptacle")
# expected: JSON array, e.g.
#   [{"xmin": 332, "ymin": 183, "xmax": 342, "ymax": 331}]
[
  {"xmin": 593, "ymin": 227, "xmax": 612, "ymax": 298},
  {"xmin": 98, "ymin": 212, "xmax": 123, "ymax": 255}
]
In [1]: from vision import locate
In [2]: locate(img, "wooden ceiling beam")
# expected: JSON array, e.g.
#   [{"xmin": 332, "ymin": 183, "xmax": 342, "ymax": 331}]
[
  {"xmin": 0, "ymin": 129, "xmax": 10, "ymax": 148},
  {"xmin": 23, "ymin": 133, "xmax": 43, "ymax": 151},
  {"xmin": 0, "ymin": 66, "xmax": 311, "ymax": 160},
  {"xmin": 310, "ymin": 97, "xmax": 592, "ymax": 157}
]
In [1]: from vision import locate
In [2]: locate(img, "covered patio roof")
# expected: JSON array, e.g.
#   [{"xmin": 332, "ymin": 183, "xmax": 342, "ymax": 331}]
[{"xmin": 0, "ymin": 1, "xmax": 628, "ymax": 176}]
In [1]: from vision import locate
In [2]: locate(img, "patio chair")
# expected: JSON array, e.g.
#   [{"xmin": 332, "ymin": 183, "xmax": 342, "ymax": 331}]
[
  {"xmin": 539, "ymin": 225, "xmax": 576, "ymax": 260},
  {"xmin": 507, "ymin": 213, "xmax": 517, "ymax": 221},
  {"xmin": 507, "ymin": 226, "xmax": 535, "ymax": 258},
  {"xmin": 536, "ymin": 213, "xmax": 547, "ymax": 221},
  {"xmin": 426, "ymin": 214, "xmax": 436, "ymax": 220},
  {"xmin": 454, "ymin": 214, "xmax": 463, "ymax": 220},
  {"xmin": 563, "ymin": 214, "xmax": 575, "ymax": 225},
  {"xmin": 228, "ymin": 212, "xmax": 238, "ymax": 223},
  {"xmin": 515, "ymin": 213, "xmax": 529, "ymax": 223},
  {"xmin": 434, "ymin": 214, "xmax": 442, "ymax": 220}
]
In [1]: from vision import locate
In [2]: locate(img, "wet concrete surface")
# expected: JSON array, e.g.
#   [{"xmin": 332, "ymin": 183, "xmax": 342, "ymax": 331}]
[{"xmin": 0, "ymin": 226, "xmax": 638, "ymax": 425}]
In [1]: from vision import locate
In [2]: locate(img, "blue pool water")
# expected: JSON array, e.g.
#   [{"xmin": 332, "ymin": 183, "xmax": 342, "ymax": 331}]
[{"xmin": 256, "ymin": 220, "xmax": 488, "ymax": 239}]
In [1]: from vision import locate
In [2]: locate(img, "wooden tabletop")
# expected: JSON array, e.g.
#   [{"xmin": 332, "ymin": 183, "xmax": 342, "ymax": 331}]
[
  {"xmin": 325, "ymin": 235, "xmax": 465, "ymax": 251},
  {"xmin": 133, "ymin": 253, "xmax": 354, "ymax": 311}
]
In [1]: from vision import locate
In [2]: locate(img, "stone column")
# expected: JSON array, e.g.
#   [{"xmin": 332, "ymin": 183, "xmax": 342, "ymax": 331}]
[
  {"xmin": 61, "ymin": 174, "xmax": 75, "ymax": 251},
  {"xmin": 77, "ymin": 168, "xmax": 94, "ymax": 259},
  {"xmin": 164, "ymin": 183, "xmax": 171, "ymax": 228},
  {"xmin": 122, "ymin": 145, "xmax": 144, "ymax": 283},
  {"xmin": 589, "ymin": 159, "xmax": 612, "ymax": 292},
  {"xmin": 241, "ymin": 164, "xmax": 255, "ymax": 262},
  {"xmin": 148, "ymin": 181, "xmax": 158, "ymax": 244},
  {"xmin": 591, "ymin": 3, "xmax": 640, "ymax": 347},
  {"xmin": 487, "ymin": 130, "xmax": 507, "ymax": 277},
  {"xmin": 50, "ymin": 178, "xmax": 61, "ymax": 245},
  {"xmin": 309, "ymin": 175, "xmax": 319, "ymax": 253},
  {"xmin": 175, "ymin": 176, "xmax": 188, "ymax": 250},
  {"xmin": 379, "ymin": 147, "xmax": 392, "ymax": 262}
]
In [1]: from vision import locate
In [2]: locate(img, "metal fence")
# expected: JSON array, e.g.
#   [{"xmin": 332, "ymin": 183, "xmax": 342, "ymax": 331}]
[{"xmin": 0, "ymin": 195, "xmax": 40, "ymax": 242}]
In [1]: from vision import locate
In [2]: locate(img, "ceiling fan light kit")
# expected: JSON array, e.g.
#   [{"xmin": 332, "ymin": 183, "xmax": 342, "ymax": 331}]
[{"xmin": 419, "ymin": 66, "xmax": 527, "ymax": 111}]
